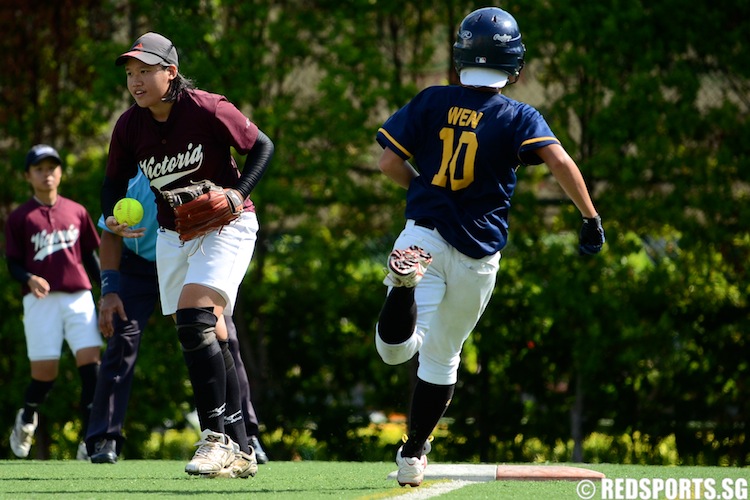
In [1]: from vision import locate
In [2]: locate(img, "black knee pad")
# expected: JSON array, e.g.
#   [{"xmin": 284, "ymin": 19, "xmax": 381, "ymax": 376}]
[{"xmin": 176, "ymin": 307, "xmax": 219, "ymax": 353}]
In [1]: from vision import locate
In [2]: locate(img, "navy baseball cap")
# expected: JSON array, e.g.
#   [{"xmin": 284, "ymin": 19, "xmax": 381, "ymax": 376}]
[
  {"xmin": 115, "ymin": 32, "xmax": 179, "ymax": 67},
  {"xmin": 25, "ymin": 144, "xmax": 62, "ymax": 170}
]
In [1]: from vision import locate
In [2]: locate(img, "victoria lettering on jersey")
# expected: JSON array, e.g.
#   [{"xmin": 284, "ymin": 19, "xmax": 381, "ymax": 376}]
[
  {"xmin": 140, "ymin": 143, "xmax": 204, "ymax": 189},
  {"xmin": 31, "ymin": 225, "xmax": 80, "ymax": 261}
]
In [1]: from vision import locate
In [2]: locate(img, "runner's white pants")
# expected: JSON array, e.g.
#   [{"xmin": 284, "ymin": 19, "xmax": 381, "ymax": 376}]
[{"xmin": 376, "ymin": 219, "xmax": 500, "ymax": 385}]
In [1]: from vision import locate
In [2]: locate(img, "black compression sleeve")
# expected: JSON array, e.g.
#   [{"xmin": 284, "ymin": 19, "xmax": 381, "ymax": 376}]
[
  {"xmin": 101, "ymin": 176, "xmax": 129, "ymax": 218},
  {"xmin": 234, "ymin": 129, "xmax": 274, "ymax": 199},
  {"xmin": 7, "ymin": 257, "xmax": 32, "ymax": 284}
]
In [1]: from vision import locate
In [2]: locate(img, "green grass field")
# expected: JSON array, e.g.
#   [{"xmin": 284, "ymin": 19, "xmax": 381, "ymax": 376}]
[{"xmin": 0, "ymin": 461, "xmax": 747, "ymax": 499}]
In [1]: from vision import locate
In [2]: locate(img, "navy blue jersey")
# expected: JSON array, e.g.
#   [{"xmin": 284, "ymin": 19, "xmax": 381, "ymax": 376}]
[{"xmin": 377, "ymin": 85, "xmax": 560, "ymax": 258}]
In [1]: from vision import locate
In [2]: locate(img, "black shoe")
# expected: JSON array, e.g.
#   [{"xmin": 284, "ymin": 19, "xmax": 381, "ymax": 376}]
[
  {"xmin": 248, "ymin": 435, "xmax": 269, "ymax": 464},
  {"xmin": 91, "ymin": 439, "xmax": 118, "ymax": 464}
]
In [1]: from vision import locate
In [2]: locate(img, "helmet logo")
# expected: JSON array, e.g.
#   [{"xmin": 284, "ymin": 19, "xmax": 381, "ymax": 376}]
[
  {"xmin": 475, "ymin": 56, "xmax": 487, "ymax": 64},
  {"xmin": 493, "ymin": 33, "xmax": 521, "ymax": 46},
  {"xmin": 458, "ymin": 30, "xmax": 472, "ymax": 40}
]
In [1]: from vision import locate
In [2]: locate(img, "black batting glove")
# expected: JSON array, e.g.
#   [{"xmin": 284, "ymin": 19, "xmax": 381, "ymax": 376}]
[{"xmin": 579, "ymin": 215, "xmax": 605, "ymax": 256}]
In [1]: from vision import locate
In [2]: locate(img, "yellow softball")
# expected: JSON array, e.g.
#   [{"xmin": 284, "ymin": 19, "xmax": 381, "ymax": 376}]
[{"xmin": 113, "ymin": 198, "xmax": 144, "ymax": 226}]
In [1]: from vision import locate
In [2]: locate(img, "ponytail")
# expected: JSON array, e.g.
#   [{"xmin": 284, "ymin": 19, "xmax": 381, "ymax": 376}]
[{"xmin": 163, "ymin": 71, "xmax": 195, "ymax": 103}]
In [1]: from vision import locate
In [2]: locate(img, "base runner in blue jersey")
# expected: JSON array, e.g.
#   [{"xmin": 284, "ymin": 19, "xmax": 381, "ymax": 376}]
[{"xmin": 375, "ymin": 7, "xmax": 606, "ymax": 487}]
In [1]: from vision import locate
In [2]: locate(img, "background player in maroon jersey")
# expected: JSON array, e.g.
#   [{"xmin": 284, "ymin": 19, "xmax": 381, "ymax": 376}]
[
  {"xmin": 5, "ymin": 144, "xmax": 102, "ymax": 460},
  {"xmin": 100, "ymin": 32, "xmax": 273, "ymax": 478},
  {"xmin": 375, "ymin": 7, "xmax": 605, "ymax": 487}
]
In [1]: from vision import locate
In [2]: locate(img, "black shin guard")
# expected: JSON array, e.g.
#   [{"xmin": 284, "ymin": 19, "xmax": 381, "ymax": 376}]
[
  {"xmin": 78, "ymin": 363, "xmax": 99, "ymax": 437},
  {"xmin": 176, "ymin": 307, "xmax": 226, "ymax": 433},
  {"xmin": 402, "ymin": 378, "xmax": 456, "ymax": 458},
  {"xmin": 220, "ymin": 340, "xmax": 249, "ymax": 453},
  {"xmin": 377, "ymin": 287, "xmax": 417, "ymax": 344}
]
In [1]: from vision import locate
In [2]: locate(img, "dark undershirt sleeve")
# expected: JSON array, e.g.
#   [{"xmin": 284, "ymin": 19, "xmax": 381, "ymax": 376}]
[
  {"xmin": 82, "ymin": 251, "xmax": 101, "ymax": 287},
  {"xmin": 101, "ymin": 176, "xmax": 129, "ymax": 219},
  {"xmin": 234, "ymin": 130, "xmax": 274, "ymax": 199},
  {"xmin": 7, "ymin": 257, "xmax": 32, "ymax": 284}
]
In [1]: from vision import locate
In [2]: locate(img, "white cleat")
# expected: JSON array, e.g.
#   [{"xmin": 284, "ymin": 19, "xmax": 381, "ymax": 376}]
[
  {"xmin": 76, "ymin": 441, "xmax": 90, "ymax": 461},
  {"xmin": 185, "ymin": 429, "xmax": 236, "ymax": 477},
  {"xmin": 383, "ymin": 246, "xmax": 433, "ymax": 288},
  {"xmin": 396, "ymin": 439, "xmax": 432, "ymax": 487},
  {"xmin": 216, "ymin": 445, "xmax": 258, "ymax": 479},
  {"xmin": 10, "ymin": 409, "xmax": 37, "ymax": 459}
]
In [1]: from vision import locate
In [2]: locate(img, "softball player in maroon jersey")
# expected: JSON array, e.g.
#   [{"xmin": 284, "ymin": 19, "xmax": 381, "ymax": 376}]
[
  {"xmin": 376, "ymin": 8, "xmax": 605, "ymax": 487},
  {"xmin": 100, "ymin": 33, "xmax": 273, "ymax": 478},
  {"xmin": 6, "ymin": 144, "xmax": 102, "ymax": 460},
  {"xmin": 87, "ymin": 171, "xmax": 269, "ymax": 465}
]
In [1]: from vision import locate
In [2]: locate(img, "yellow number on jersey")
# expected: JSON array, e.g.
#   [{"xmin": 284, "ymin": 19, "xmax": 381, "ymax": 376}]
[{"xmin": 431, "ymin": 127, "xmax": 477, "ymax": 190}]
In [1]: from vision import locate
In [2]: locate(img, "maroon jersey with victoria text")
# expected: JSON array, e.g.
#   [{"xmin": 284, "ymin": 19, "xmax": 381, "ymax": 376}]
[
  {"xmin": 5, "ymin": 197, "xmax": 101, "ymax": 296},
  {"xmin": 105, "ymin": 89, "xmax": 259, "ymax": 230}
]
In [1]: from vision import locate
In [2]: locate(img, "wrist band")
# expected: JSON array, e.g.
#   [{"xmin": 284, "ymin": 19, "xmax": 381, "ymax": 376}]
[{"xmin": 101, "ymin": 270, "xmax": 121, "ymax": 296}]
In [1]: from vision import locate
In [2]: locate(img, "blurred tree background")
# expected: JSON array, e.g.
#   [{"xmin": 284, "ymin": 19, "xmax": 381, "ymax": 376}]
[{"xmin": 0, "ymin": 0, "xmax": 748, "ymax": 465}]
